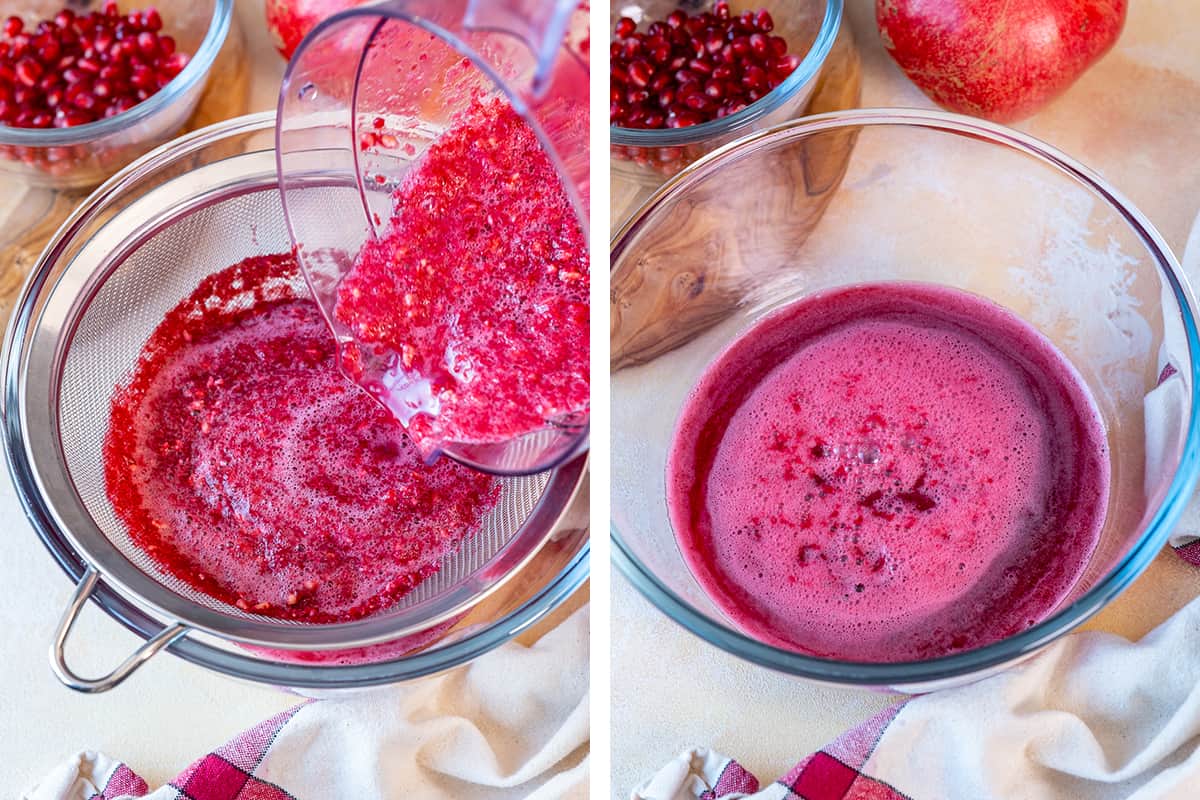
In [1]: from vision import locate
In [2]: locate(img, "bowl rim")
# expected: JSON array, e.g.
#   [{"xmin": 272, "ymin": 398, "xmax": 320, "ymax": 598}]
[
  {"xmin": 610, "ymin": 0, "xmax": 844, "ymax": 147},
  {"xmin": 610, "ymin": 107, "xmax": 1200, "ymax": 688},
  {"xmin": 0, "ymin": 0, "xmax": 233, "ymax": 146}
]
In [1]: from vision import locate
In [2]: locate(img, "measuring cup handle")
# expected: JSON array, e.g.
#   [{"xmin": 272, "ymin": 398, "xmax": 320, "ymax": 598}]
[{"xmin": 51, "ymin": 568, "xmax": 189, "ymax": 694}]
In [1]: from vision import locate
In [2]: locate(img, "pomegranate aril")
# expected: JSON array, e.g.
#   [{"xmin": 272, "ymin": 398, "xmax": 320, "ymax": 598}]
[
  {"xmin": 614, "ymin": 16, "xmax": 636, "ymax": 38},
  {"xmin": 135, "ymin": 31, "xmax": 158, "ymax": 56},
  {"xmin": 742, "ymin": 64, "xmax": 767, "ymax": 90},
  {"xmin": 627, "ymin": 59, "xmax": 651, "ymax": 88},
  {"xmin": 15, "ymin": 57, "xmax": 42, "ymax": 86},
  {"xmin": 157, "ymin": 34, "xmax": 174, "ymax": 55},
  {"xmin": 34, "ymin": 35, "xmax": 61, "ymax": 63},
  {"xmin": 71, "ymin": 89, "xmax": 97, "ymax": 110},
  {"xmin": 53, "ymin": 9, "xmax": 74, "ymax": 28},
  {"xmin": 755, "ymin": 10, "xmax": 775, "ymax": 32},
  {"xmin": 703, "ymin": 79, "xmax": 726, "ymax": 99},
  {"xmin": 749, "ymin": 33, "xmax": 769, "ymax": 57},
  {"xmin": 666, "ymin": 10, "xmax": 686, "ymax": 28},
  {"xmin": 163, "ymin": 51, "xmax": 188, "ymax": 74},
  {"xmin": 3, "ymin": 16, "xmax": 22, "ymax": 37},
  {"xmin": 141, "ymin": 8, "xmax": 162, "ymax": 31}
]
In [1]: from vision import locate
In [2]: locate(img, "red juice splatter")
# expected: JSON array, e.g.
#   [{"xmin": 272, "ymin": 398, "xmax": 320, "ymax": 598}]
[
  {"xmin": 104, "ymin": 253, "xmax": 500, "ymax": 623},
  {"xmin": 667, "ymin": 282, "xmax": 1110, "ymax": 662},
  {"xmin": 335, "ymin": 96, "xmax": 589, "ymax": 457}
]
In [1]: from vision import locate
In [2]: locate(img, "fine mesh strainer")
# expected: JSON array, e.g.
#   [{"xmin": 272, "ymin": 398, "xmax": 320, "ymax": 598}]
[{"xmin": 2, "ymin": 112, "xmax": 589, "ymax": 693}]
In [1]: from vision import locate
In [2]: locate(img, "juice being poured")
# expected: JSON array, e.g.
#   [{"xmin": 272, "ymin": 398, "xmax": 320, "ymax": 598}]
[
  {"xmin": 104, "ymin": 254, "xmax": 500, "ymax": 622},
  {"xmin": 666, "ymin": 282, "xmax": 1110, "ymax": 662},
  {"xmin": 335, "ymin": 96, "xmax": 590, "ymax": 460}
]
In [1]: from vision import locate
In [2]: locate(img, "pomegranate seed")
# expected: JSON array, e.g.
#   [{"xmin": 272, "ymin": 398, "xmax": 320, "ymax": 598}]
[
  {"xmin": 53, "ymin": 9, "xmax": 74, "ymax": 29},
  {"xmin": 71, "ymin": 89, "xmax": 97, "ymax": 110},
  {"xmin": 3, "ymin": 16, "xmax": 22, "ymax": 37},
  {"xmin": 742, "ymin": 64, "xmax": 767, "ymax": 90},
  {"xmin": 135, "ymin": 31, "xmax": 157, "ymax": 57},
  {"xmin": 34, "ymin": 34, "xmax": 61, "ymax": 63},
  {"xmin": 164, "ymin": 51, "xmax": 188, "ymax": 74},
  {"xmin": 614, "ymin": 17, "xmax": 636, "ymax": 38},
  {"xmin": 627, "ymin": 59, "xmax": 651, "ymax": 88},
  {"xmin": 29, "ymin": 110, "xmax": 51, "ymax": 127},
  {"xmin": 666, "ymin": 10, "xmax": 686, "ymax": 28},
  {"xmin": 749, "ymin": 33, "xmax": 769, "ymax": 57},
  {"xmin": 0, "ymin": 99, "xmax": 13, "ymax": 121},
  {"xmin": 714, "ymin": 2, "xmax": 731, "ymax": 21},
  {"xmin": 157, "ymin": 34, "xmax": 174, "ymax": 55},
  {"xmin": 15, "ymin": 57, "xmax": 42, "ymax": 86},
  {"xmin": 141, "ymin": 8, "xmax": 162, "ymax": 32},
  {"xmin": 755, "ymin": 10, "xmax": 774, "ymax": 32},
  {"xmin": 103, "ymin": 2, "xmax": 120, "ymax": 18}
]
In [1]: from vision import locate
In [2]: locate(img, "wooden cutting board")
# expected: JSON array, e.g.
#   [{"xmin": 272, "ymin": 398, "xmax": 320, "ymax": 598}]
[{"xmin": 611, "ymin": 21, "xmax": 863, "ymax": 370}]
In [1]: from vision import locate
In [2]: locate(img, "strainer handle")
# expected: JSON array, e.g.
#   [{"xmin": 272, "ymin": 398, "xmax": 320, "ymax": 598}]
[{"xmin": 51, "ymin": 569, "xmax": 190, "ymax": 694}]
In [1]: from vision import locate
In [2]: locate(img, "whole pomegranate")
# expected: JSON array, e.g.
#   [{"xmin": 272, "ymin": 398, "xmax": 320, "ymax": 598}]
[
  {"xmin": 876, "ymin": 0, "xmax": 1126, "ymax": 123},
  {"xmin": 265, "ymin": 0, "xmax": 370, "ymax": 60}
]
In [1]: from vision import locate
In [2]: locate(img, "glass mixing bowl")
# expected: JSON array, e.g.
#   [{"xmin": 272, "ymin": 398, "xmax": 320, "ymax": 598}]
[
  {"xmin": 609, "ymin": 0, "xmax": 841, "ymax": 188},
  {"xmin": 0, "ymin": 0, "xmax": 238, "ymax": 190},
  {"xmin": 611, "ymin": 109, "xmax": 1200, "ymax": 693}
]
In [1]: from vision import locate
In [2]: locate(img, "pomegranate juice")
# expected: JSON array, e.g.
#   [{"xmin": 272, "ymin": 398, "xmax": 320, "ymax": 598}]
[
  {"xmin": 666, "ymin": 282, "xmax": 1109, "ymax": 661},
  {"xmin": 104, "ymin": 254, "xmax": 500, "ymax": 623}
]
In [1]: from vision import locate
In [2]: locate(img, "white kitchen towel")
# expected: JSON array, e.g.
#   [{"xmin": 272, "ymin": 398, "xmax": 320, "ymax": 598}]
[
  {"xmin": 633, "ymin": 594, "xmax": 1200, "ymax": 800},
  {"xmin": 21, "ymin": 605, "xmax": 588, "ymax": 800}
]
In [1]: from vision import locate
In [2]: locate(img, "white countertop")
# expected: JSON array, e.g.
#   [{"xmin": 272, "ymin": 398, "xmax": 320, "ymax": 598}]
[
  {"xmin": 0, "ymin": 1, "xmax": 299, "ymax": 789},
  {"xmin": 611, "ymin": 0, "xmax": 1200, "ymax": 795}
]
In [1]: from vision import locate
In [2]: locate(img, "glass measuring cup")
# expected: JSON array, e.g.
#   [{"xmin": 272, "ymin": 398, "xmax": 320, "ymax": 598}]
[{"xmin": 276, "ymin": 0, "xmax": 589, "ymax": 477}]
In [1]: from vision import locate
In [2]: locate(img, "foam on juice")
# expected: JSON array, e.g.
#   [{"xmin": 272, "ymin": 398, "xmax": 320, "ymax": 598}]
[
  {"xmin": 667, "ymin": 282, "xmax": 1110, "ymax": 661},
  {"xmin": 104, "ymin": 253, "xmax": 500, "ymax": 623}
]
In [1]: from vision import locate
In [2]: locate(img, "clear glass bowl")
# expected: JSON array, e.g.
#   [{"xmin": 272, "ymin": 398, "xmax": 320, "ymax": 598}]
[
  {"xmin": 609, "ymin": 0, "xmax": 841, "ymax": 188},
  {"xmin": 611, "ymin": 109, "xmax": 1200, "ymax": 693},
  {"xmin": 0, "ymin": 0, "xmax": 237, "ymax": 190}
]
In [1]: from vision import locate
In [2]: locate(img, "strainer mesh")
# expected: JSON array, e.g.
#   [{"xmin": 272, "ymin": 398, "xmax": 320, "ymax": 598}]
[{"xmin": 57, "ymin": 187, "xmax": 549, "ymax": 628}]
